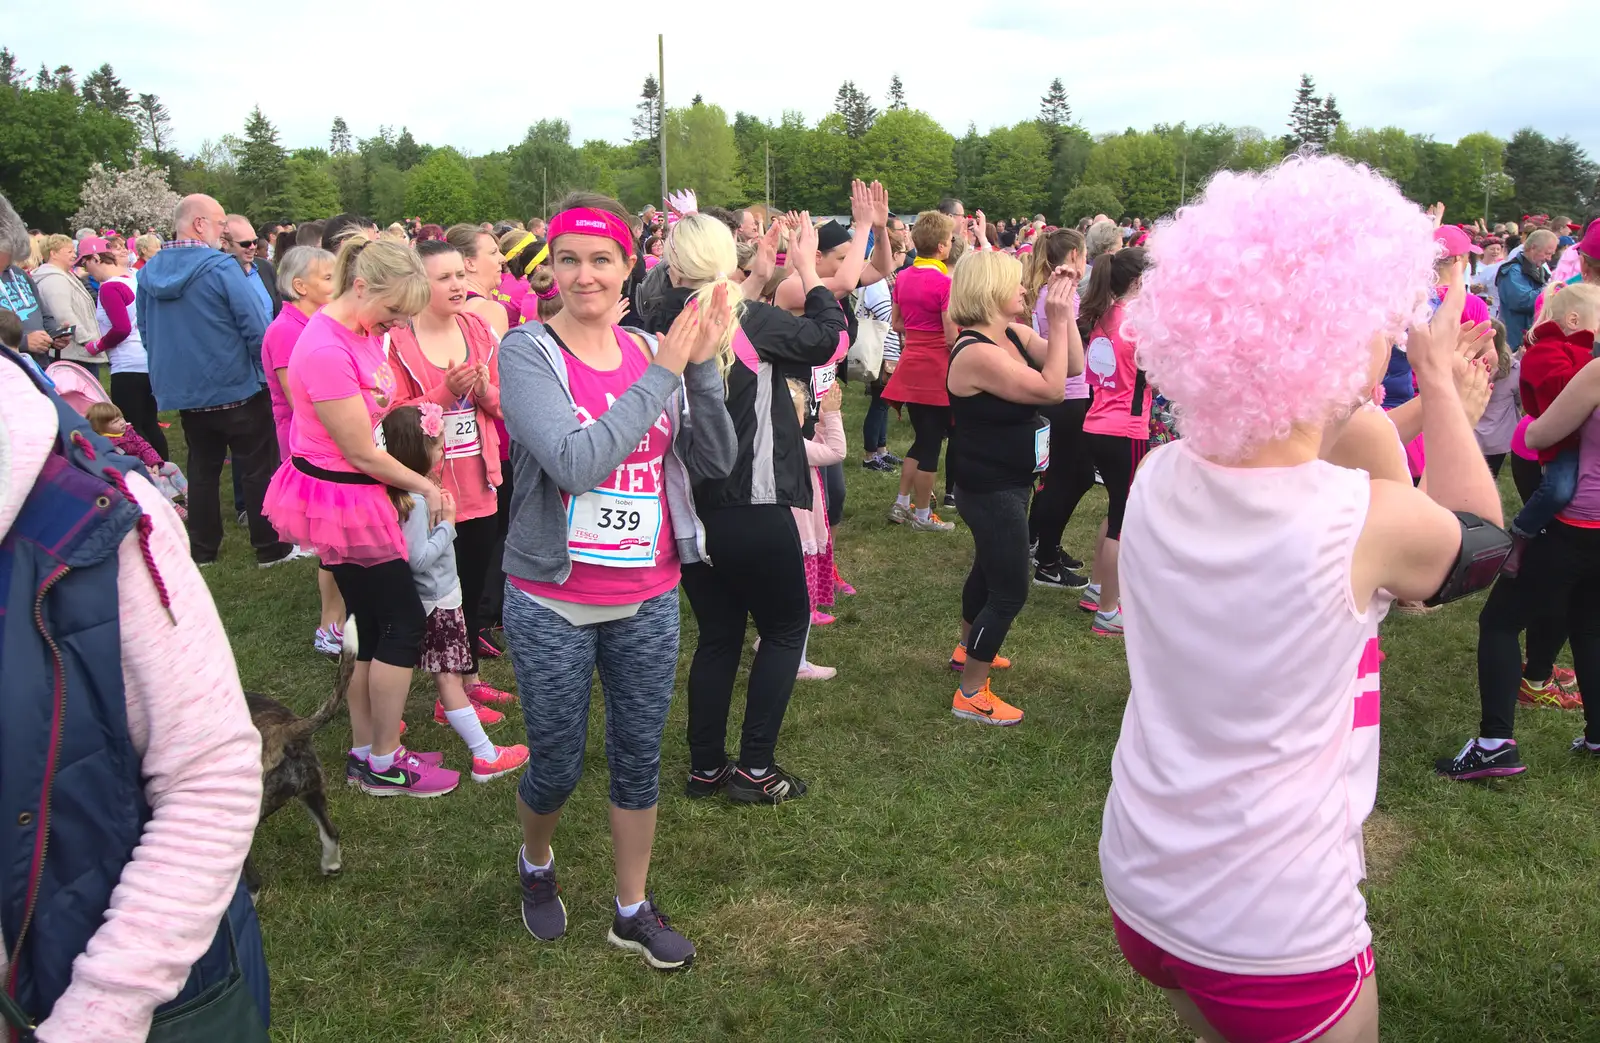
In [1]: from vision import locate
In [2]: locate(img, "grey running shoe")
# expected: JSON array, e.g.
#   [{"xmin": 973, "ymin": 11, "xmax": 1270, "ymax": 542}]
[
  {"xmin": 607, "ymin": 896, "xmax": 696, "ymax": 971},
  {"xmin": 887, "ymin": 502, "xmax": 913, "ymax": 524},
  {"xmin": 519, "ymin": 847, "xmax": 567, "ymax": 941},
  {"xmin": 909, "ymin": 512, "xmax": 955, "ymax": 533}
]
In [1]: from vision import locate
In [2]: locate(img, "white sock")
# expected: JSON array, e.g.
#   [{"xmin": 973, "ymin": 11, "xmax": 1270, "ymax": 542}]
[
  {"xmin": 1477, "ymin": 737, "xmax": 1512, "ymax": 750},
  {"xmin": 445, "ymin": 704, "xmax": 497, "ymax": 762},
  {"xmin": 368, "ymin": 749, "xmax": 396, "ymax": 773},
  {"xmin": 617, "ymin": 897, "xmax": 646, "ymax": 918},
  {"xmin": 895, "ymin": 493, "xmax": 911, "ymax": 508},
  {"xmin": 914, "ymin": 507, "xmax": 931, "ymax": 523},
  {"xmin": 350, "ymin": 744, "xmax": 371, "ymax": 761},
  {"xmin": 747, "ymin": 766, "xmax": 770, "ymax": 777},
  {"xmin": 521, "ymin": 847, "xmax": 552, "ymax": 874}
]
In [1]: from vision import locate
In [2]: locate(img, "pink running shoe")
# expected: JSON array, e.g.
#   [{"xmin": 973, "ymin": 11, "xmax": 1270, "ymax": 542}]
[
  {"xmin": 467, "ymin": 682, "xmax": 517, "ymax": 706},
  {"xmin": 360, "ymin": 747, "xmax": 460, "ymax": 798},
  {"xmin": 435, "ymin": 700, "xmax": 505, "ymax": 726},
  {"xmin": 796, "ymin": 663, "xmax": 838, "ymax": 680},
  {"xmin": 833, "ymin": 566, "xmax": 856, "ymax": 597},
  {"xmin": 811, "ymin": 610, "xmax": 836, "ymax": 626},
  {"xmin": 472, "ymin": 743, "xmax": 530, "ymax": 783}
]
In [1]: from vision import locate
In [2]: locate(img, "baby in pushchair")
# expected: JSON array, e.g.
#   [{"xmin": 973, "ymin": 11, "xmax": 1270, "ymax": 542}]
[{"xmin": 87, "ymin": 402, "xmax": 189, "ymax": 518}]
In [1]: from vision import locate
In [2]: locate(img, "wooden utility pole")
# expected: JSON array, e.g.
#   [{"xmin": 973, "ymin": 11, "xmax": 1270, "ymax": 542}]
[{"xmin": 658, "ymin": 35, "xmax": 667, "ymax": 209}]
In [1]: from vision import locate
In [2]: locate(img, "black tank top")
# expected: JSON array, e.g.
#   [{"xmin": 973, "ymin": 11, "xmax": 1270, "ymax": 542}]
[{"xmin": 947, "ymin": 329, "xmax": 1046, "ymax": 492}]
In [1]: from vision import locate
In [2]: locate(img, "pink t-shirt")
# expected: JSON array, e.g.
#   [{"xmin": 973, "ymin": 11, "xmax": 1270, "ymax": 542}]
[
  {"xmin": 512, "ymin": 328, "xmax": 679, "ymax": 605},
  {"xmin": 1101, "ymin": 441, "xmax": 1390, "ymax": 975},
  {"xmin": 1083, "ymin": 301, "xmax": 1152, "ymax": 439},
  {"xmin": 893, "ymin": 261, "xmax": 951, "ymax": 332},
  {"xmin": 286, "ymin": 311, "xmax": 399, "ymax": 471},
  {"xmin": 263, "ymin": 305, "xmax": 311, "ymax": 456}
]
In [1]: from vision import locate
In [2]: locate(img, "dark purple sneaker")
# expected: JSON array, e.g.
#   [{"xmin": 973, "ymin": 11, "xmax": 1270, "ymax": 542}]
[
  {"xmin": 519, "ymin": 847, "xmax": 567, "ymax": 941},
  {"xmin": 607, "ymin": 896, "xmax": 695, "ymax": 971},
  {"xmin": 1435, "ymin": 738, "xmax": 1528, "ymax": 780}
]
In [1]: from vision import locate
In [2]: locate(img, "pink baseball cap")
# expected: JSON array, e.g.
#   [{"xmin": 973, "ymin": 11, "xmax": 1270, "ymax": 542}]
[
  {"xmin": 1579, "ymin": 219, "xmax": 1600, "ymax": 261},
  {"xmin": 1433, "ymin": 225, "xmax": 1483, "ymax": 258},
  {"xmin": 75, "ymin": 236, "xmax": 111, "ymax": 261}
]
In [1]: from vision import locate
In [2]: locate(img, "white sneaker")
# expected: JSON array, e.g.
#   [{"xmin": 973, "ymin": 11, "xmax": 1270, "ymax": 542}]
[
  {"xmin": 260, "ymin": 546, "xmax": 315, "ymax": 570},
  {"xmin": 1092, "ymin": 606, "xmax": 1124, "ymax": 636},
  {"xmin": 909, "ymin": 512, "xmax": 956, "ymax": 533},
  {"xmin": 796, "ymin": 662, "xmax": 837, "ymax": 680}
]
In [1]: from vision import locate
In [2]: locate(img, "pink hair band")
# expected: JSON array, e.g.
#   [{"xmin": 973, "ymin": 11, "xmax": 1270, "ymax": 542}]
[{"xmin": 546, "ymin": 207, "xmax": 635, "ymax": 261}]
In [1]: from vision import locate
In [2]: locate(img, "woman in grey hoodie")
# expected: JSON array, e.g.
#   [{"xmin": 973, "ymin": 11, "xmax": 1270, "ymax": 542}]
[{"xmin": 498, "ymin": 192, "xmax": 737, "ymax": 971}]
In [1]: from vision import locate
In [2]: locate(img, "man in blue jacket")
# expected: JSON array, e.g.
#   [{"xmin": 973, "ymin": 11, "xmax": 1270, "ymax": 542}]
[
  {"xmin": 138, "ymin": 194, "xmax": 297, "ymax": 567},
  {"xmin": 1497, "ymin": 227, "xmax": 1557, "ymax": 352}
]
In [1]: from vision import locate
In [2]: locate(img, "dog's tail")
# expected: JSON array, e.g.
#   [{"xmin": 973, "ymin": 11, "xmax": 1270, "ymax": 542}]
[{"xmin": 304, "ymin": 615, "xmax": 358, "ymax": 734}]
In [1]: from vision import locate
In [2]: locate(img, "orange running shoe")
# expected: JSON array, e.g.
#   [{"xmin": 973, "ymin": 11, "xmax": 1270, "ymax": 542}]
[
  {"xmin": 949, "ymin": 644, "xmax": 1011, "ymax": 672},
  {"xmin": 951, "ymin": 679, "xmax": 1024, "ymax": 726},
  {"xmin": 1519, "ymin": 678, "xmax": 1582, "ymax": 711}
]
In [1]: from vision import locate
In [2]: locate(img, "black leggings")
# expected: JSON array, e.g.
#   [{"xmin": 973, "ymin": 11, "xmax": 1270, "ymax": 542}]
[
  {"xmin": 327, "ymin": 558, "xmax": 425, "ymax": 668},
  {"xmin": 823, "ymin": 462, "xmax": 845, "ymax": 527},
  {"xmin": 906, "ymin": 403, "xmax": 951, "ymax": 473},
  {"xmin": 453, "ymin": 514, "xmax": 497, "ymax": 674},
  {"xmin": 958, "ymin": 485, "xmax": 1033, "ymax": 663},
  {"xmin": 1086, "ymin": 433, "xmax": 1148, "ymax": 540},
  {"xmin": 1476, "ymin": 522, "xmax": 1600, "ymax": 742},
  {"xmin": 1028, "ymin": 398, "xmax": 1095, "ymax": 565},
  {"xmin": 683, "ymin": 505, "xmax": 809, "ymax": 773},
  {"xmin": 1510, "ymin": 452, "xmax": 1543, "ymax": 505},
  {"xmin": 478, "ymin": 462, "xmax": 513, "ymax": 631},
  {"xmin": 110, "ymin": 371, "xmax": 167, "ymax": 460}
]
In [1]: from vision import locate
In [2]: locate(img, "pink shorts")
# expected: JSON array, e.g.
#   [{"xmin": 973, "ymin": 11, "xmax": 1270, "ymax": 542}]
[{"xmin": 1113, "ymin": 914, "xmax": 1374, "ymax": 1043}]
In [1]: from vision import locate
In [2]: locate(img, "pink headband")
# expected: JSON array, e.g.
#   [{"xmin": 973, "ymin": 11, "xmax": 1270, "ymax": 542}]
[
  {"xmin": 546, "ymin": 207, "xmax": 634, "ymax": 261},
  {"xmin": 535, "ymin": 281, "xmax": 561, "ymax": 301}
]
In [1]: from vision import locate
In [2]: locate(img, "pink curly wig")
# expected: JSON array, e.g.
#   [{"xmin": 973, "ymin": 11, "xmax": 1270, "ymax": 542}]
[{"xmin": 1124, "ymin": 154, "xmax": 1438, "ymax": 463}]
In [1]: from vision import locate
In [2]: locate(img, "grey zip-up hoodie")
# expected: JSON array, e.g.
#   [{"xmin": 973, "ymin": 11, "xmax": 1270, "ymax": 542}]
[{"xmin": 498, "ymin": 322, "xmax": 738, "ymax": 587}]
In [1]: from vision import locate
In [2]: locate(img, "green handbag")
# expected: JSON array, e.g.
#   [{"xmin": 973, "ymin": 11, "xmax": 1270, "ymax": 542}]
[{"xmin": 0, "ymin": 919, "xmax": 266, "ymax": 1043}]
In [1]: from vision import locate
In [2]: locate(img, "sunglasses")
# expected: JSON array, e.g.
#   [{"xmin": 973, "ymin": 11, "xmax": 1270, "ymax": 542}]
[{"xmin": 228, "ymin": 236, "xmax": 259, "ymax": 249}]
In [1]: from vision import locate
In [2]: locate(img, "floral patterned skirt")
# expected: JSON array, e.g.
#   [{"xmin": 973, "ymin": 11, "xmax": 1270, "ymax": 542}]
[{"xmin": 420, "ymin": 607, "xmax": 474, "ymax": 675}]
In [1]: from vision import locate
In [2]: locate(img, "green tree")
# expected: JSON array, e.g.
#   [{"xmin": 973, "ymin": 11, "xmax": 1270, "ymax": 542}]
[
  {"xmin": 631, "ymin": 75, "xmax": 662, "ymax": 168},
  {"xmin": 134, "ymin": 93, "xmax": 175, "ymax": 169},
  {"xmin": 667, "ymin": 103, "xmax": 738, "ymax": 205},
  {"xmin": 404, "ymin": 148, "xmax": 477, "ymax": 225},
  {"xmin": 887, "ymin": 74, "xmax": 907, "ymax": 111},
  {"xmin": 330, "ymin": 116, "xmax": 352, "ymax": 155},
  {"xmin": 1285, "ymin": 73, "xmax": 1325, "ymax": 150},
  {"xmin": 394, "ymin": 127, "xmax": 425, "ymax": 171},
  {"xmin": 510, "ymin": 119, "xmax": 584, "ymax": 217},
  {"xmin": 1327, "ymin": 125, "xmax": 1419, "ymax": 187},
  {"xmin": 0, "ymin": 79, "xmax": 140, "ymax": 227},
  {"xmin": 1060, "ymin": 183, "xmax": 1123, "ymax": 225},
  {"xmin": 976, "ymin": 121, "xmax": 1052, "ymax": 218},
  {"xmin": 81, "ymin": 63, "xmax": 131, "ymax": 116},
  {"xmin": 858, "ymin": 108, "xmax": 956, "ymax": 213},
  {"xmin": 952, "ymin": 123, "xmax": 987, "ymax": 203},
  {"xmin": 1228, "ymin": 127, "xmax": 1283, "ymax": 172},
  {"xmin": 472, "ymin": 153, "xmax": 514, "ymax": 221},
  {"xmin": 1038, "ymin": 78, "xmax": 1071, "ymax": 129},
  {"xmin": 1084, "ymin": 131, "xmax": 1180, "ymax": 218},
  {"xmin": 833, "ymin": 82, "xmax": 877, "ymax": 140},
  {"xmin": 327, "ymin": 153, "xmax": 368, "ymax": 215},
  {"xmin": 282, "ymin": 155, "xmax": 341, "ymax": 220},
  {"xmin": 368, "ymin": 163, "xmax": 407, "ymax": 225},
  {"xmin": 0, "ymin": 48, "xmax": 23, "ymax": 89},
  {"xmin": 235, "ymin": 105, "xmax": 290, "ymax": 220},
  {"xmin": 174, "ymin": 138, "xmax": 247, "ymax": 215}
]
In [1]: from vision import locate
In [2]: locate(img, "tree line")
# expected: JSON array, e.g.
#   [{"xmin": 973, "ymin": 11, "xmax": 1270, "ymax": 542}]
[{"xmin": 3, "ymin": 53, "xmax": 1596, "ymax": 233}]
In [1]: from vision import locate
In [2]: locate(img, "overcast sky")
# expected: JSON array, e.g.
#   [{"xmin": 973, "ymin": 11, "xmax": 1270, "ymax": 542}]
[{"xmin": 12, "ymin": 0, "xmax": 1599, "ymax": 160}]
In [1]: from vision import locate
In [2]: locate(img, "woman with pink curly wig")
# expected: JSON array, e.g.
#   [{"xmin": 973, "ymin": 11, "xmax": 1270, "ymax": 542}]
[{"xmin": 1098, "ymin": 155, "xmax": 1503, "ymax": 1043}]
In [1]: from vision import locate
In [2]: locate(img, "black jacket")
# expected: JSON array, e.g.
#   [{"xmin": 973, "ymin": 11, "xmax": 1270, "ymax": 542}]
[
  {"xmin": 650, "ymin": 284, "xmax": 846, "ymax": 511},
  {"xmin": 252, "ymin": 256, "xmax": 284, "ymax": 320}
]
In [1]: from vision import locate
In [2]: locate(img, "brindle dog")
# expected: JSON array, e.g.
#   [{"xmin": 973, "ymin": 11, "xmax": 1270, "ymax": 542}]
[{"xmin": 242, "ymin": 620, "xmax": 356, "ymax": 895}]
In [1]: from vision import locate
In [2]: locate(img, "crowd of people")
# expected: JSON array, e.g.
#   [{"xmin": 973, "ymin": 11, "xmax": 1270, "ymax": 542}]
[{"xmin": 3, "ymin": 151, "xmax": 1599, "ymax": 1041}]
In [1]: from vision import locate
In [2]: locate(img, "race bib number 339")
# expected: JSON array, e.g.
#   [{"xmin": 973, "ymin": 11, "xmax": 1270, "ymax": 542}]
[{"xmin": 566, "ymin": 489, "xmax": 663, "ymax": 567}]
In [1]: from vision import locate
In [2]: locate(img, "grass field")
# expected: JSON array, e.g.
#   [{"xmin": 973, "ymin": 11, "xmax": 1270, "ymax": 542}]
[{"xmin": 192, "ymin": 393, "xmax": 1600, "ymax": 1043}]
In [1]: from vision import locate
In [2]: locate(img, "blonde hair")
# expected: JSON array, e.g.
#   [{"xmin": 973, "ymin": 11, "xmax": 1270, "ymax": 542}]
[
  {"xmin": 1541, "ymin": 281, "xmax": 1600, "ymax": 332},
  {"xmin": 332, "ymin": 237, "xmax": 429, "ymax": 315},
  {"xmin": 86, "ymin": 402, "xmax": 123, "ymax": 434},
  {"xmin": 42, "ymin": 233, "xmax": 73, "ymax": 264},
  {"xmin": 911, "ymin": 210, "xmax": 954, "ymax": 257},
  {"xmin": 663, "ymin": 213, "xmax": 745, "ymax": 376},
  {"xmin": 948, "ymin": 250, "xmax": 1023, "ymax": 328},
  {"xmin": 529, "ymin": 267, "xmax": 562, "ymax": 322},
  {"xmin": 135, "ymin": 233, "xmax": 162, "ymax": 259},
  {"xmin": 381, "ymin": 222, "xmax": 408, "ymax": 242}
]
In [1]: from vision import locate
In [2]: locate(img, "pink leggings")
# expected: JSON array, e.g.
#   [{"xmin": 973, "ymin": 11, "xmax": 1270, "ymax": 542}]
[{"xmin": 1113, "ymin": 914, "xmax": 1373, "ymax": 1043}]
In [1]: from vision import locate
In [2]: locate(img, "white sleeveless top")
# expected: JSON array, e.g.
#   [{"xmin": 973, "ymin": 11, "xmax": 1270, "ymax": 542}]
[
  {"xmin": 1100, "ymin": 439, "xmax": 1391, "ymax": 975},
  {"xmin": 94, "ymin": 272, "xmax": 145, "ymax": 375}
]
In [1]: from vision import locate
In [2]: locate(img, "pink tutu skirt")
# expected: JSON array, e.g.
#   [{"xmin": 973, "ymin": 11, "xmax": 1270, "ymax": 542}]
[{"xmin": 263, "ymin": 459, "xmax": 404, "ymax": 566}]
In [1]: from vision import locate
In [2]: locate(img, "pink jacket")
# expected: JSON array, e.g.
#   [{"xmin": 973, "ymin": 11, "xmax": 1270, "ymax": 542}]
[
  {"xmin": 0, "ymin": 361, "xmax": 262, "ymax": 1043},
  {"xmin": 386, "ymin": 313, "xmax": 504, "ymax": 518}
]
